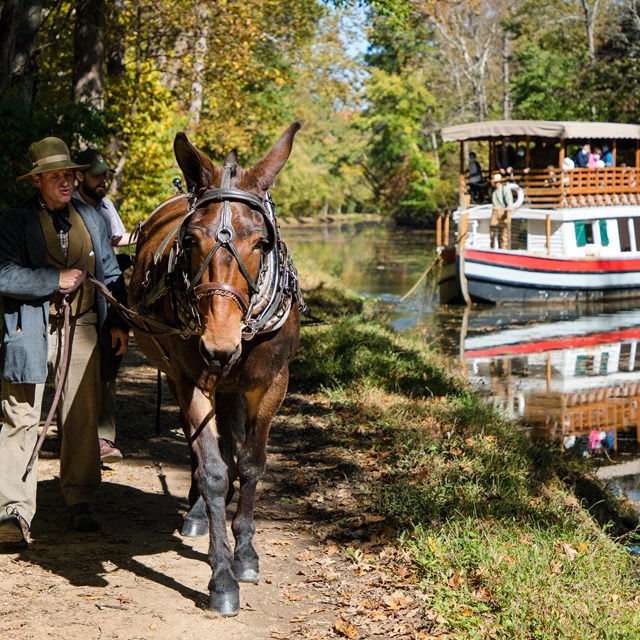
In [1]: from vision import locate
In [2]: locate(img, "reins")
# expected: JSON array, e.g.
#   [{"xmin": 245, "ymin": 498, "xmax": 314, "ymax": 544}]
[{"xmin": 23, "ymin": 270, "xmax": 89, "ymax": 479}]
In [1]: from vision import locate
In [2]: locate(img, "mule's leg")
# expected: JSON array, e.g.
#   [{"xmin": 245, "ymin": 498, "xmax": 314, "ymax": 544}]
[
  {"xmin": 175, "ymin": 408, "xmax": 207, "ymax": 537},
  {"xmin": 182, "ymin": 394, "xmax": 243, "ymax": 537},
  {"xmin": 216, "ymin": 391, "xmax": 244, "ymax": 501},
  {"xmin": 178, "ymin": 384, "xmax": 240, "ymax": 616},
  {"xmin": 231, "ymin": 371, "xmax": 289, "ymax": 582}
]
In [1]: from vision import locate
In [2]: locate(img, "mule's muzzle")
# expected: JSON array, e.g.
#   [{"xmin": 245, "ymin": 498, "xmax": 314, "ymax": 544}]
[{"xmin": 199, "ymin": 338, "xmax": 242, "ymax": 372}]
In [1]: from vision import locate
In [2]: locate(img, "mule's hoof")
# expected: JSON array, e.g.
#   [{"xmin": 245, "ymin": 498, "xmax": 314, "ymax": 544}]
[
  {"xmin": 234, "ymin": 561, "xmax": 260, "ymax": 583},
  {"xmin": 180, "ymin": 517, "xmax": 208, "ymax": 538},
  {"xmin": 210, "ymin": 589, "xmax": 240, "ymax": 616}
]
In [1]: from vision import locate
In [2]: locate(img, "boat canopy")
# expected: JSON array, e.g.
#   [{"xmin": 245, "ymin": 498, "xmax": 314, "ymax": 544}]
[{"xmin": 441, "ymin": 120, "xmax": 640, "ymax": 143}]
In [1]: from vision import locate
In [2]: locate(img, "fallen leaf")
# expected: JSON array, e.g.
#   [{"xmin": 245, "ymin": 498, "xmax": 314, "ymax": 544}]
[
  {"xmin": 382, "ymin": 591, "xmax": 414, "ymax": 610},
  {"xmin": 559, "ymin": 542, "xmax": 578, "ymax": 561},
  {"xmin": 335, "ymin": 617, "xmax": 358, "ymax": 639}
]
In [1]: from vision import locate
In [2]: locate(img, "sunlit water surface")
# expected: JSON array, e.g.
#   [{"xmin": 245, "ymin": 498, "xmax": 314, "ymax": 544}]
[{"xmin": 284, "ymin": 220, "xmax": 640, "ymax": 507}]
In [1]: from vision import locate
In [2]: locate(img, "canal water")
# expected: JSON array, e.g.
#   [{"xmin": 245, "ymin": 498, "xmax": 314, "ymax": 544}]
[{"xmin": 284, "ymin": 219, "xmax": 640, "ymax": 506}]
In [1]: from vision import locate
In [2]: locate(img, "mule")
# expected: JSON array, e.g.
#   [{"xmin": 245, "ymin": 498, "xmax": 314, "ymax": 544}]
[{"xmin": 128, "ymin": 122, "xmax": 302, "ymax": 615}]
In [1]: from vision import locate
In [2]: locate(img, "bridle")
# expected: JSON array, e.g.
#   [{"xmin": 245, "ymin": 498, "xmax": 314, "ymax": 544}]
[{"xmin": 134, "ymin": 165, "xmax": 303, "ymax": 340}]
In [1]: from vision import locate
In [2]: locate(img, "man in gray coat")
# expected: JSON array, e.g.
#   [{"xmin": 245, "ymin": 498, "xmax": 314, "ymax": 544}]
[{"xmin": 0, "ymin": 137, "xmax": 129, "ymax": 549}]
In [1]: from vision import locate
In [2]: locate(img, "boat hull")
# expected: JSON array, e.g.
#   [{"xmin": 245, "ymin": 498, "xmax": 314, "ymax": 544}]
[{"xmin": 439, "ymin": 248, "xmax": 640, "ymax": 304}]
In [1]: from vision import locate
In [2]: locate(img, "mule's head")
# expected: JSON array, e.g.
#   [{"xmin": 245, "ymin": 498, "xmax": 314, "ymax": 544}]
[{"xmin": 173, "ymin": 122, "xmax": 300, "ymax": 372}]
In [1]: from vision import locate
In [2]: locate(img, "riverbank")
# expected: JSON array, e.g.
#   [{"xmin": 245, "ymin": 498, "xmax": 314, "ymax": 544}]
[
  {"xmin": 1, "ymin": 262, "xmax": 639, "ymax": 639},
  {"xmin": 293, "ymin": 262, "xmax": 640, "ymax": 638}
]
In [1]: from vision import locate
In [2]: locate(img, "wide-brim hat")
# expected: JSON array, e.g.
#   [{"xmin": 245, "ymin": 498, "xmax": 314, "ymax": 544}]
[
  {"xmin": 75, "ymin": 148, "xmax": 115, "ymax": 175},
  {"xmin": 17, "ymin": 137, "xmax": 89, "ymax": 181},
  {"xmin": 491, "ymin": 172, "xmax": 502, "ymax": 183}
]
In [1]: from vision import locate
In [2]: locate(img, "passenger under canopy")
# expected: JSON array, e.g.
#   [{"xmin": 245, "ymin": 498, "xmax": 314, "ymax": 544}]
[{"xmin": 442, "ymin": 119, "xmax": 640, "ymax": 209}]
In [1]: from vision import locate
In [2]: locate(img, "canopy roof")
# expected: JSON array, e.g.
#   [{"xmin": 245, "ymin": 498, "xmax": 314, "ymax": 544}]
[{"xmin": 441, "ymin": 120, "xmax": 640, "ymax": 142}]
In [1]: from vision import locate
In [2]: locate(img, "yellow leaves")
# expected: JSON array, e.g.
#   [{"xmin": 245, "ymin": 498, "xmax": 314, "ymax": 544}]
[{"xmin": 427, "ymin": 535, "xmax": 442, "ymax": 557}]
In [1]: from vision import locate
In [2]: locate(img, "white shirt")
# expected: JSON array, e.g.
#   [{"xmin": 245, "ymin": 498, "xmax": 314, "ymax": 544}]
[{"xmin": 73, "ymin": 190, "xmax": 126, "ymax": 243}]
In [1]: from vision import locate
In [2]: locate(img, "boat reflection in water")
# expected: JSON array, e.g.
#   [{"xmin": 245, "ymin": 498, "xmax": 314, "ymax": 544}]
[{"xmin": 459, "ymin": 303, "xmax": 640, "ymax": 462}]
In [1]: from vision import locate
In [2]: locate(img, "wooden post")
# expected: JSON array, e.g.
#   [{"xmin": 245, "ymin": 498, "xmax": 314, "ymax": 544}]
[
  {"xmin": 546, "ymin": 354, "xmax": 551, "ymax": 392},
  {"xmin": 457, "ymin": 195, "xmax": 472, "ymax": 307},
  {"xmin": 546, "ymin": 214, "xmax": 551, "ymax": 255},
  {"xmin": 444, "ymin": 211, "xmax": 450, "ymax": 246},
  {"xmin": 459, "ymin": 142, "xmax": 466, "ymax": 203},
  {"xmin": 436, "ymin": 212, "xmax": 442, "ymax": 248}
]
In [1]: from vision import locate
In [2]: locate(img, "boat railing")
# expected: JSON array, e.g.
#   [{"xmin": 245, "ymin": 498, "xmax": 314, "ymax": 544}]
[{"xmin": 510, "ymin": 167, "xmax": 640, "ymax": 209}]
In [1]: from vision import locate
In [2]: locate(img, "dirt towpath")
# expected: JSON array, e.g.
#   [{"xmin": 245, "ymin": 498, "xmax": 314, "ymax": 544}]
[{"xmin": 0, "ymin": 341, "xmax": 430, "ymax": 640}]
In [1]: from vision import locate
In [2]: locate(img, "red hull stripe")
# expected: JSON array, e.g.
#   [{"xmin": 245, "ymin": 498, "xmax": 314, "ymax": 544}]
[
  {"xmin": 465, "ymin": 249, "xmax": 640, "ymax": 273},
  {"xmin": 465, "ymin": 327, "xmax": 640, "ymax": 358}
]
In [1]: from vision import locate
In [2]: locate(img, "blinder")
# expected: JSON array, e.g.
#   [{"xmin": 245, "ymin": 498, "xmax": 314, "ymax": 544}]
[{"xmin": 167, "ymin": 163, "xmax": 284, "ymax": 336}]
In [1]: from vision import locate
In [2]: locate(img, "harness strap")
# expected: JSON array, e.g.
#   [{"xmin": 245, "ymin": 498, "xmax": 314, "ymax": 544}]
[
  {"xmin": 194, "ymin": 281, "xmax": 250, "ymax": 314},
  {"xmin": 90, "ymin": 275, "xmax": 199, "ymax": 338}
]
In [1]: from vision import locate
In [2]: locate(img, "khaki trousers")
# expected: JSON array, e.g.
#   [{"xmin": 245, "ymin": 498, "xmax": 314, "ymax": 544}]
[
  {"xmin": 0, "ymin": 313, "xmax": 101, "ymax": 526},
  {"xmin": 98, "ymin": 379, "xmax": 117, "ymax": 442},
  {"xmin": 490, "ymin": 208, "xmax": 511, "ymax": 249}
]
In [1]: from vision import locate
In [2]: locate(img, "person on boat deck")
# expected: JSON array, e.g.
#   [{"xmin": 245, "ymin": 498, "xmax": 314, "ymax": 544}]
[
  {"xmin": 0, "ymin": 136, "xmax": 129, "ymax": 550},
  {"xmin": 467, "ymin": 151, "xmax": 484, "ymax": 203},
  {"xmin": 588, "ymin": 146, "xmax": 604, "ymax": 169},
  {"xmin": 495, "ymin": 137, "xmax": 516, "ymax": 176},
  {"xmin": 574, "ymin": 143, "xmax": 590, "ymax": 168},
  {"xmin": 490, "ymin": 172, "xmax": 514, "ymax": 249},
  {"xmin": 514, "ymin": 146, "xmax": 530, "ymax": 174},
  {"xmin": 602, "ymin": 146, "xmax": 613, "ymax": 167},
  {"xmin": 544, "ymin": 165, "xmax": 558, "ymax": 187}
]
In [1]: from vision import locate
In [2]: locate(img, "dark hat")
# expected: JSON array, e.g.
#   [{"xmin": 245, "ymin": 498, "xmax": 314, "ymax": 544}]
[
  {"xmin": 75, "ymin": 148, "xmax": 115, "ymax": 175},
  {"xmin": 17, "ymin": 137, "xmax": 90, "ymax": 181}
]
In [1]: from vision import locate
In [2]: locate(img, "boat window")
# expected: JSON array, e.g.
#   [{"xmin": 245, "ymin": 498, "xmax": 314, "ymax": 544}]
[
  {"xmin": 599, "ymin": 220, "xmax": 609, "ymax": 246},
  {"xmin": 574, "ymin": 221, "xmax": 594, "ymax": 246},
  {"xmin": 511, "ymin": 220, "xmax": 527, "ymax": 250},
  {"xmin": 618, "ymin": 219, "xmax": 632, "ymax": 251},
  {"xmin": 575, "ymin": 355, "xmax": 595, "ymax": 376},
  {"xmin": 599, "ymin": 352, "xmax": 609, "ymax": 375}
]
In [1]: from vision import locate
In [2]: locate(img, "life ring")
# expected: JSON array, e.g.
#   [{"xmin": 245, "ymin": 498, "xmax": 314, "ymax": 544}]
[{"xmin": 507, "ymin": 182, "xmax": 525, "ymax": 209}]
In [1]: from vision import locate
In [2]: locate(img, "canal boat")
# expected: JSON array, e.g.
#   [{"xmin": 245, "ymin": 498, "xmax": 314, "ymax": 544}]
[
  {"xmin": 459, "ymin": 304, "xmax": 640, "ymax": 453},
  {"xmin": 437, "ymin": 120, "xmax": 640, "ymax": 305}
]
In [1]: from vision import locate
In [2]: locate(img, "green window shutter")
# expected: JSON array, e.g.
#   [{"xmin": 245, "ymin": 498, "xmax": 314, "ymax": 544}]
[
  {"xmin": 575, "ymin": 221, "xmax": 587, "ymax": 247},
  {"xmin": 599, "ymin": 220, "xmax": 609, "ymax": 246}
]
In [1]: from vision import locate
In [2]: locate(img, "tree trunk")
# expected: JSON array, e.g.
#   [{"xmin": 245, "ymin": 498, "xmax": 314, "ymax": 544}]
[
  {"xmin": 0, "ymin": 0, "xmax": 44, "ymax": 108},
  {"xmin": 188, "ymin": 3, "xmax": 210, "ymax": 129},
  {"xmin": 580, "ymin": 0, "xmax": 602, "ymax": 63},
  {"xmin": 502, "ymin": 30, "xmax": 511, "ymax": 120},
  {"xmin": 72, "ymin": 0, "xmax": 105, "ymax": 109},
  {"xmin": 106, "ymin": 0, "xmax": 126, "ymax": 78}
]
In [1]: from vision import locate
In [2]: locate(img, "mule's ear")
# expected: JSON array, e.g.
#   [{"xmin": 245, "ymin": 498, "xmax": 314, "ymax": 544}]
[
  {"xmin": 223, "ymin": 149, "xmax": 238, "ymax": 167},
  {"xmin": 174, "ymin": 132, "xmax": 218, "ymax": 191},
  {"xmin": 248, "ymin": 122, "xmax": 301, "ymax": 193}
]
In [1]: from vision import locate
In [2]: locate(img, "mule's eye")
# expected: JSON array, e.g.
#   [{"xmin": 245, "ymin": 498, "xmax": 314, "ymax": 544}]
[
  {"xmin": 254, "ymin": 237, "xmax": 269, "ymax": 251},
  {"xmin": 183, "ymin": 234, "xmax": 199, "ymax": 248}
]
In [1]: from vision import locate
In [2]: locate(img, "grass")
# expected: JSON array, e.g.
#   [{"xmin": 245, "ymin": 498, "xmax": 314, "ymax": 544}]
[{"xmin": 292, "ymin": 263, "xmax": 640, "ymax": 639}]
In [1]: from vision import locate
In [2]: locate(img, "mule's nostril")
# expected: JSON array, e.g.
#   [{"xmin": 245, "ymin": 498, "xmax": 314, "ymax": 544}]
[{"xmin": 199, "ymin": 339, "xmax": 242, "ymax": 371}]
